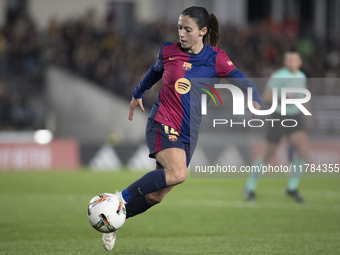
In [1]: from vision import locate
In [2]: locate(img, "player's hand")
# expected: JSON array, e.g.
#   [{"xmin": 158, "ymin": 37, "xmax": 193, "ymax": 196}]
[
  {"xmin": 246, "ymin": 101, "xmax": 261, "ymax": 118},
  {"xmin": 129, "ymin": 97, "xmax": 144, "ymax": 121}
]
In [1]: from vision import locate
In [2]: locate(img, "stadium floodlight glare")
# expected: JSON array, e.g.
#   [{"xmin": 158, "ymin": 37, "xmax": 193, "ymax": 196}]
[{"xmin": 33, "ymin": 130, "xmax": 53, "ymax": 144}]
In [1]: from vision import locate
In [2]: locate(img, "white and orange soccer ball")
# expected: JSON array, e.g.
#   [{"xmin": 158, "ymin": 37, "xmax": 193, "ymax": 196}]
[{"xmin": 87, "ymin": 193, "xmax": 126, "ymax": 233}]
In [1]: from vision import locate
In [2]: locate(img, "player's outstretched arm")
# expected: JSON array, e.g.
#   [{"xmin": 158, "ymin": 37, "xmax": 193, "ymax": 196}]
[{"xmin": 128, "ymin": 97, "xmax": 144, "ymax": 121}]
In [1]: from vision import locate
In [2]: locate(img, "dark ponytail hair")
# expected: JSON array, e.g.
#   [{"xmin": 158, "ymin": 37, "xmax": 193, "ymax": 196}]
[{"xmin": 182, "ymin": 6, "xmax": 221, "ymax": 48}]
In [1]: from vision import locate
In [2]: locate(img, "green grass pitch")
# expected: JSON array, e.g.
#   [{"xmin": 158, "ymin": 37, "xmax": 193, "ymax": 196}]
[{"xmin": 0, "ymin": 169, "xmax": 340, "ymax": 254}]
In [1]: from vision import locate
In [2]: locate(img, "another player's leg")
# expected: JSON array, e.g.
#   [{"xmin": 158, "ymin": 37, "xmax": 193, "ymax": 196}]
[
  {"xmin": 244, "ymin": 142, "xmax": 278, "ymax": 201},
  {"xmin": 245, "ymin": 114, "xmax": 283, "ymax": 201},
  {"xmin": 286, "ymin": 130, "xmax": 309, "ymax": 203},
  {"xmin": 244, "ymin": 158, "xmax": 263, "ymax": 201}
]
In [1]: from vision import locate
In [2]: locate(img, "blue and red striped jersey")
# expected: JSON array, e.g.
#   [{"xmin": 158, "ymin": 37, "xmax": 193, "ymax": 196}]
[{"xmin": 133, "ymin": 42, "xmax": 260, "ymax": 143}]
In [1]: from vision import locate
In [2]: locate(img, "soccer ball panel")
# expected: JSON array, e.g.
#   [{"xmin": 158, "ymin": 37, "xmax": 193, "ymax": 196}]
[{"xmin": 87, "ymin": 193, "xmax": 126, "ymax": 233}]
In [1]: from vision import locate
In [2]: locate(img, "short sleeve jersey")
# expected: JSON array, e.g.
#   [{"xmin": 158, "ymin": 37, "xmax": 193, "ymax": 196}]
[
  {"xmin": 266, "ymin": 67, "xmax": 307, "ymax": 115},
  {"xmin": 146, "ymin": 42, "xmax": 236, "ymax": 143}
]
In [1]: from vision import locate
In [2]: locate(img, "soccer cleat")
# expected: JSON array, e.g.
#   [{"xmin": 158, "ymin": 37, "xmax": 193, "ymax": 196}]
[
  {"xmin": 115, "ymin": 190, "xmax": 126, "ymax": 205},
  {"xmin": 102, "ymin": 231, "xmax": 117, "ymax": 251},
  {"xmin": 286, "ymin": 189, "xmax": 305, "ymax": 203},
  {"xmin": 243, "ymin": 187, "xmax": 256, "ymax": 201},
  {"xmin": 101, "ymin": 191, "xmax": 126, "ymax": 251}
]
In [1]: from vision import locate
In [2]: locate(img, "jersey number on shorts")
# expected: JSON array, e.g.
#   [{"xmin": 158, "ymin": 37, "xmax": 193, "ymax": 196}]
[{"xmin": 162, "ymin": 124, "xmax": 179, "ymax": 135}]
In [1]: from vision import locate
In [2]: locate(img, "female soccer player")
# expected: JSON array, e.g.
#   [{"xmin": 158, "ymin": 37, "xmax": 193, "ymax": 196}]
[{"xmin": 102, "ymin": 6, "xmax": 261, "ymax": 250}]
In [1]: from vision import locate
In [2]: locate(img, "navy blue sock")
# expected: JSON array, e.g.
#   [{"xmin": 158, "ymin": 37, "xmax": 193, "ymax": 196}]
[
  {"xmin": 125, "ymin": 196, "xmax": 152, "ymax": 219},
  {"xmin": 122, "ymin": 169, "xmax": 168, "ymax": 203}
]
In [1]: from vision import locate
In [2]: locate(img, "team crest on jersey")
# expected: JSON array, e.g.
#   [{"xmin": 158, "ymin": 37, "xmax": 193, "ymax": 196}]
[
  {"xmin": 182, "ymin": 62, "xmax": 192, "ymax": 71},
  {"xmin": 168, "ymin": 135, "xmax": 178, "ymax": 142},
  {"xmin": 175, "ymin": 78, "xmax": 191, "ymax": 94}
]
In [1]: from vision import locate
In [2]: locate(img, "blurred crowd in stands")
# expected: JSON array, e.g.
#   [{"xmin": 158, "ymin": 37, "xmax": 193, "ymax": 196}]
[
  {"xmin": 44, "ymin": 10, "xmax": 340, "ymax": 101},
  {"xmin": 0, "ymin": 9, "xmax": 340, "ymax": 130},
  {"xmin": 0, "ymin": 13, "xmax": 44, "ymax": 130}
]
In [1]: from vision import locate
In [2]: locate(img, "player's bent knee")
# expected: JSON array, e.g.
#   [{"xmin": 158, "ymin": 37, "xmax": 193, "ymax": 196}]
[
  {"xmin": 165, "ymin": 166, "xmax": 188, "ymax": 186},
  {"xmin": 173, "ymin": 169, "xmax": 188, "ymax": 185}
]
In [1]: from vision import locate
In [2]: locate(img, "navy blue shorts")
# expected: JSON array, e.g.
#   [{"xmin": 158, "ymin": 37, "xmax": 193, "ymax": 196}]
[{"xmin": 146, "ymin": 119, "xmax": 196, "ymax": 167}]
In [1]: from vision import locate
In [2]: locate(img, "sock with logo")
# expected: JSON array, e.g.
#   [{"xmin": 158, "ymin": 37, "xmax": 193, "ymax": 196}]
[
  {"xmin": 245, "ymin": 158, "xmax": 265, "ymax": 192},
  {"xmin": 287, "ymin": 157, "xmax": 306, "ymax": 191},
  {"xmin": 121, "ymin": 169, "xmax": 168, "ymax": 203}
]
